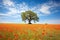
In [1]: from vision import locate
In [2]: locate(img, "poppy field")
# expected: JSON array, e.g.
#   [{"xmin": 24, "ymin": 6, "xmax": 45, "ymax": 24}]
[{"xmin": 0, "ymin": 24, "xmax": 60, "ymax": 40}]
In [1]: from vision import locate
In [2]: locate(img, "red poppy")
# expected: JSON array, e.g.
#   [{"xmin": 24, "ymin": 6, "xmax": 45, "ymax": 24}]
[{"xmin": 0, "ymin": 35, "xmax": 3, "ymax": 38}]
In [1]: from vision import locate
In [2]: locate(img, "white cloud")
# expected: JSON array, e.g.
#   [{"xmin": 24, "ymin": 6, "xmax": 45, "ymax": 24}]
[
  {"xmin": 17, "ymin": 2, "xmax": 29, "ymax": 13},
  {"xmin": 30, "ymin": 4, "xmax": 51, "ymax": 16},
  {"xmin": 2, "ymin": 0, "xmax": 30, "ymax": 16},
  {"xmin": 0, "ymin": 21, "xmax": 19, "ymax": 23},
  {"xmin": 0, "ymin": 0, "xmax": 60, "ymax": 23},
  {"xmin": 0, "ymin": 0, "xmax": 30, "ymax": 23},
  {"xmin": 3, "ymin": 0, "xmax": 14, "ymax": 6},
  {"xmin": 2, "ymin": 0, "xmax": 59, "ymax": 16},
  {"xmin": 1, "ymin": 0, "xmax": 60, "ymax": 17},
  {"xmin": 0, "ymin": 13, "xmax": 10, "ymax": 16},
  {"xmin": 36, "ymin": 19, "xmax": 60, "ymax": 24},
  {"xmin": 39, "ymin": 4, "xmax": 51, "ymax": 14},
  {"xmin": 7, "ymin": 8, "xmax": 19, "ymax": 15},
  {"xmin": 46, "ymin": 20, "xmax": 60, "ymax": 24},
  {"xmin": 32, "ymin": 1, "xmax": 60, "ymax": 15},
  {"xmin": 2, "ymin": 0, "xmax": 17, "ymax": 16}
]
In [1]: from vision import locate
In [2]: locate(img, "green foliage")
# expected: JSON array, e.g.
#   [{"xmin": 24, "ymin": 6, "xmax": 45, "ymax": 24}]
[{"xmin": 21, "ymin": 10, "xmax": 39, "ymax": 24}]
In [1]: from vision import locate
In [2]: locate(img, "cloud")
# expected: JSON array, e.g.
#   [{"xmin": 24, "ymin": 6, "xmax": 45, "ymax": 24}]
[
  {"xmin": 39, "ymin": 4, "xmax": 51, "ymax": 14},
  {"xmin": 2, "ymin": 0, "xmax": 16, "ymax": 16},
  {"xmin": 2, "ymin": 0, "xmax": 30, "ymax": 16},
  {"xmin": 36, "ymin": 19, "xmax": 60, "ymax": 24},
  {"xmin": 32, "ymin": 1, "xmax": 60, "ymax": 15},
  {"xmin": 2, "ymin": 0, "xmax": 60, "ymax": 16},
  {"xmin": 0, "ymin": 0, "xmax": 30, "ymax": 23},
  {"xmin": 0, "ymin": 0, "xmax": 60, "ymax": 23},
  {"xmin": 0, "ymin": 21, "xmax": 19, "ymax": 23},
  {"xmin": 45, "ymin": 20, "xmax": 60, "ymax": 24},
  {"xmin": 3, "ymin": 0, "xmax": 14, "ymax": 6},
  {"xmin": 17, "ymin": 2, "xmax": 29, "ymax": 13}
]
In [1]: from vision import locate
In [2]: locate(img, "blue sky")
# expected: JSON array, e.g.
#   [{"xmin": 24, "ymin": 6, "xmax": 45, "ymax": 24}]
[{"xmin": 0, "ymin": 0, "xmax": 60, "ymax": 24}]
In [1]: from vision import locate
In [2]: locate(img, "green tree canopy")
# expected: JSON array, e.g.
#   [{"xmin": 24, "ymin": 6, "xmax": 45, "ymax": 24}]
[{"xmin": 21, "ymin": 10, "xmax": 39, "ymax": 24}]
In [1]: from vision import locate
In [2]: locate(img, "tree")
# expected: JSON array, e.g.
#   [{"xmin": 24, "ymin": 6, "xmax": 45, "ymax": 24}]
[{"xmin": 21, "ymin": 10, "xmax": 39, "ymax": 24}]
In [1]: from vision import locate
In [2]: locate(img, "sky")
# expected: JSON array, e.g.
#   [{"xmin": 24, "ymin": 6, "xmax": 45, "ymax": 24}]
[{"xmin": 0, "ymin": 0, "xmax": 60, "ymax": 24}]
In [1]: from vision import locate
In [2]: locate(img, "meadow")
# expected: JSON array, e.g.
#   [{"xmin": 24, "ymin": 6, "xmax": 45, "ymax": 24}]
[{"xmin": 0, "ymin": 24, "xmax": 60, "ymax": 40}]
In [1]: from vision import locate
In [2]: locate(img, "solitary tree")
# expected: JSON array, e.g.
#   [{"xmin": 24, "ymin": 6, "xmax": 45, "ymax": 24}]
[{"xmin": 21, "ymin": 10, "xmax": 39, "ymax": 24}]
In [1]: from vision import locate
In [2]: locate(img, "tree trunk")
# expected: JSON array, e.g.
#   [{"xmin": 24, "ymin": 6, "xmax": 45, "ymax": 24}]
[
  {"xmin": 28, "ymin": 20, "xmax": 32, "ymax": 24},
  {"xmin": 28, "ymin": 15, "xmax": 32, "ymax": 24}
]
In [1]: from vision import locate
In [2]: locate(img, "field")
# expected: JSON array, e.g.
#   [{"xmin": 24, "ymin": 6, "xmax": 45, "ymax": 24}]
[{"xmin": 0, "ymin": 24, "xmax": 60, "ymax": 40}]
